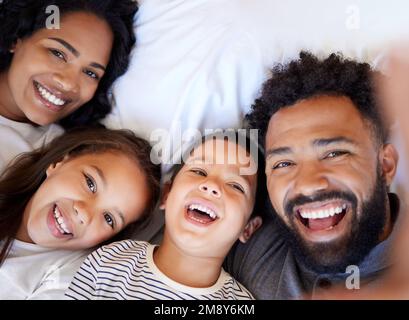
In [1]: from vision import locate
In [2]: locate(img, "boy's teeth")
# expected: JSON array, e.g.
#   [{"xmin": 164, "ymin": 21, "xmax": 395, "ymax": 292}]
[
  {"xmin": 300, "ymin": 205, "xmax": 346, "ymax": 219},
  {"xmin": 36, "ymin": 83, "xmax": 66, "ymax": 106},
  {"xmin": 188, "ymin": 204, "xmax": 217, "ymax": 219}
]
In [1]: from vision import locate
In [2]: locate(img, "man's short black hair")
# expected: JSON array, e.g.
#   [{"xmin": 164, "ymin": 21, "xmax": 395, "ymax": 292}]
[{"xmin": 246, "ymin": 51, "xmax": 388, "ymax": 148}]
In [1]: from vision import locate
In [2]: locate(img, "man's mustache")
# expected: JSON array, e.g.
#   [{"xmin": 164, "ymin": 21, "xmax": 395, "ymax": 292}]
[{"xmin": 284, "ymin": 190, "xmax": 358, "ymax": 217}]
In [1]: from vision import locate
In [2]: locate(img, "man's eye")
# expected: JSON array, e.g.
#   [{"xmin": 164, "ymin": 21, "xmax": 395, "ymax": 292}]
[
  {"xmin": 104, "ymin": 212, "xmax": 115, "ymax": 229},
  {"xmin": 49, "ymin": 49, "xmax": 66, "ymax": 61},
  {"xmin": 83, "ymin": 69, "xmax": 99, "ymax": 80},
  {"xmin": 84, "ymin": 174, "xmax": 97, "ymax": 193},
  {"xmin": 229, "ymin": 183, "xmax": 245, "ymax": 194},
  {"xmin": 190, "ymin": 168, "xmax": 207, "ymax": 176},
  {"xmin": 272, "ymin": 161, "xmax": 294, "ymax": 170},
  {"xmin": 325, "ymin": 151, "xmax": 349, "ymax": 159}
]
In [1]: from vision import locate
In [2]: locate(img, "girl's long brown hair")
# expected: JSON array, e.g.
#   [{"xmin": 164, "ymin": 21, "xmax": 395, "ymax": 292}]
[{"xmin": 0, "ymin": 127, "xmax": 161, "ymax": 265}]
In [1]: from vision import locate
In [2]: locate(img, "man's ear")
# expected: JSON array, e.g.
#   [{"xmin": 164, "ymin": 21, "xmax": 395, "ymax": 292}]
[
  {"xmin": 159, "ymin": 182, "xmax": 172, "ymax": 211},
  {"xmin": 380, "ymin": 143, "xmax": 399, "ymax": 187},
  {"xmin": 239, "ymin": 216, "xmax": 262, "ymax": 243},
  {"xmin": 45, "ymin": 156, "xmax": 68, "ymax": 177}
]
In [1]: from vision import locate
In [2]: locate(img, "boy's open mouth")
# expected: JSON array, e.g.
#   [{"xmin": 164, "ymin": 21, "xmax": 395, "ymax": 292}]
[
  {"xmin": 294, "ymin": 200, "xmax": 351, "ymax": 231},
  {"xmin": 186, "ymin": 203, "xmax": 219, "ymax": 225}
]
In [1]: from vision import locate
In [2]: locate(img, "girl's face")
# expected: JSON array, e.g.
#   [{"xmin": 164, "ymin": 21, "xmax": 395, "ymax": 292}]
[
  {"xmin": 16, "ymin": 152, "xmax": 150, "ymax": 250},
  {"xmin": 162, "ymin": 139, "xmax": 258, "ymax": 258},
  {"xmin": 3, "ymin": 11, "xmax": 113, "ymax": 125}
]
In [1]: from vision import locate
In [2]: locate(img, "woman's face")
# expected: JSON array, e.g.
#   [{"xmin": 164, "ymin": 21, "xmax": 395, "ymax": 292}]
[
  {"xmin": 17, "ymin": 151, "xmax": 150, "ymax": 250},
  {"xmin": 4, "ymin": 11, "xmax": 113, "ymax": 125}
]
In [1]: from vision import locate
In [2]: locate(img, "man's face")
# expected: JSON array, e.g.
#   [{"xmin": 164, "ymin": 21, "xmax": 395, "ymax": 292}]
[{"xmin": 264, "ymin": 95, "xmax": 395, "ymax": 272}]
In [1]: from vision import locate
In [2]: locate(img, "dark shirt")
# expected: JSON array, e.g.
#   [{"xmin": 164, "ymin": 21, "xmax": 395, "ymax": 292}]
[{"xmin": 225, "ymin": 193, "xmax": 399, "ymax": 299}]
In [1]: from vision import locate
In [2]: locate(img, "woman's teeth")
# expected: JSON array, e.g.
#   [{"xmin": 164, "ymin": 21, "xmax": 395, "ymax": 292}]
[
  {"xmin": 35, "ymin": 82, "xmax": 66, "ymax": 106},
  {"xmin": 53, "ymin": 206, "xmax": 71, "ymax": 235}
]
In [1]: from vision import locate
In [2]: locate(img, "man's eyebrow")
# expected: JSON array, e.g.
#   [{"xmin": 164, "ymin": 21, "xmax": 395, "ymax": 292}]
[
  {"xmin": 265, "ymin": 147, "xmax": 292, "ymax": 159},
  {"xmin": 313, "ymin": 137, "xmax": 357, "ymax": 147},
  {"xmin": 48, "ymin": 37, "xmax": 106, "ymax": 71}
]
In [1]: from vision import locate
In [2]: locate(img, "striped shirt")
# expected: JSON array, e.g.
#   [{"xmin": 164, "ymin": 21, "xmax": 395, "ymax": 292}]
[{"xmin": 66, "ymin": 240, "xmax": 254, "ymax": 300}]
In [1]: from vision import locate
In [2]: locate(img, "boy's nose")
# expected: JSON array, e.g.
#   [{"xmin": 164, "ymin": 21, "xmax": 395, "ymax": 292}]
[{"xmin": 199, "ymin": 182, "xmax": 221, "ymax": 198}]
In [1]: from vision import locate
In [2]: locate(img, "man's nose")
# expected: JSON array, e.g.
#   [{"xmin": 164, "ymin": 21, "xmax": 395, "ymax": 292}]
[{"xmin": 292, "ymin": 162, "xmax": 330, "ymax": 197}]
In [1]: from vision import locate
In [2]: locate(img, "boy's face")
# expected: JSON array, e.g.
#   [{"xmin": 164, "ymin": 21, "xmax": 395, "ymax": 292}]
[{"xmin": 162, "ymin": 138, "xmax": 258, "ymax": 258}]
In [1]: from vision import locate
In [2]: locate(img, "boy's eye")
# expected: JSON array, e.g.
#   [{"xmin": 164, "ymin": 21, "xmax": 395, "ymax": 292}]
[
  {"xmin": 272, "ymin": 161, "xmax": 294, "ymax": 170},
  {"xmin": 49, "ymin": 49, "xmax": 66, "ymax": 61},
  {"xmin": 84, "ymin": 174, "xmax": 97, "ymax": 193},
  {"xmin": 325, "ymin": 150, "xmax": 350, "ymax": 159},
  {"xmin": 190, "ymin": 168, "xmax": 207, "ymax": 177},
  {"xmin": 104, "ymin": 212, "xmax": 115, "ymax": 229},
  {"xmin": 83, "ymin": 69, "xmax": 99, "ymax": 80},
  {"xmin": 229, "ymin": 183, "xmax": 245, "ymax": 194}
]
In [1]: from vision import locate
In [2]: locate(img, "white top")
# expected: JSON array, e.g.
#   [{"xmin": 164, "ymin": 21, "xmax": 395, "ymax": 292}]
[
  {"xmin": 0, "ymin": 115, "xmax": 64, "ymax": 173},
  {"xmin": 66, "ymin": 240, "xmax": 254, "ymax": 300},
  {"xmin": 0, "ymin": 240, "xmax": 89, "ymax": 300}
]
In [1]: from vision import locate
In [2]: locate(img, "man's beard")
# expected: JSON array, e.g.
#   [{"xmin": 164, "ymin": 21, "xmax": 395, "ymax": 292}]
[{"xmin": 275, "ymin": 169, "xmax": 388, "ymax": 274}]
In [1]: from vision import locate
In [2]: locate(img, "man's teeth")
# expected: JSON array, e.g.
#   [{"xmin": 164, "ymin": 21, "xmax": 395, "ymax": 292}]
[
  {"xmin": 188, "ymin": 204, "xmax": 217, "ymax": 219},
  {"xmin": 36, "ymin": 83, "xmax": 66, "ymax": 106},
  {"xmin": 53, "ymin": 206, "xmax": 71, "ymax": 234},
  {"xmin": 299, "ymin": 204, "xmax": 347, "ymax": 219}
]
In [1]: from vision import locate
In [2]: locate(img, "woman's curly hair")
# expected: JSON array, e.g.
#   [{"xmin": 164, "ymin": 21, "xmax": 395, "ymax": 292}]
[
  {"xmin": 246, "ymin": 51, "xmax": 387, "ymax": 148},
  {"xmin": 0, "ymin": 0, "xmax": 138, "ymax": 128}
]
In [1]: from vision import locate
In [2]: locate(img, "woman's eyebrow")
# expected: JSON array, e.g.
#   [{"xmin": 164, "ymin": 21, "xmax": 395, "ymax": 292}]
[
  {"xmin": 48, "ymin": 37, "xmax": 106, "ymax": 71},
  {"xmin": 49, "ymin": 37, "xmax": 79, "ymax": 56}
]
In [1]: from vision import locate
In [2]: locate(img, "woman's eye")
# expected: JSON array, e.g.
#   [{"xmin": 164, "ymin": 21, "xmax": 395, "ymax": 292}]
[
  {"xmin": 229, "ymin": 183, "xmax": 245, "ymax": 194},
  {"xmin": 49, "ymin": 49, "xmax": 66, "ymax": 61},
  {"xmin": 104, "ymin": 212, "xmax": 115, "ymax": 229},
  {"xmin": 83, "ymin": 69, "xmax": 99, "ymax": 80},
  {"xmin": 272, "ymin": 161, "xmax": 294, "ymax": 170},
  {"xmin": 325, "ymin": 151, "xmax": 349, "ymax": 159},
  {"xmin": 84, "ymin": 174, "xmax": 97, "ymax": 193},
  {"xmin": 190, "ymin": 168, "xmax": 207, "ymax": 177}
]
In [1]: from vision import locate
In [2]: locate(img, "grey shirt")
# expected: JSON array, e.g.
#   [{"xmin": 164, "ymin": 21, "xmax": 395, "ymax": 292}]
[{"xmin": 225, "ymin": 194, "xmax": 399, "ymax": 299}]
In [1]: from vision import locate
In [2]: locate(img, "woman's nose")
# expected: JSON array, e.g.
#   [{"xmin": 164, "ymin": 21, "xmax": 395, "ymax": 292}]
[{"xmin": 53, "ymin": 69, "xmax": 80, "ymax": 93}]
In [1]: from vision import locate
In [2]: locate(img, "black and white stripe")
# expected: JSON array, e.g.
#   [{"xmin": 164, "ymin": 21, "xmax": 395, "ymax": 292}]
[{"xmin": 66, "ymin": 240, "xmax": 254, "ymax": 300}]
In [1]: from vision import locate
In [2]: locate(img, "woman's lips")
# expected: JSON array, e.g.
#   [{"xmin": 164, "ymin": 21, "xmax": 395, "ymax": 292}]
[{"xmin": 32, "ymin": 80, "xmax": 71, "ymax": 112}]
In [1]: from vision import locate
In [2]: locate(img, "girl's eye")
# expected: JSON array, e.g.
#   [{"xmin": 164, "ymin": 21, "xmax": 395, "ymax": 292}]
[
  {"xmin": 83, "ymin": 69, "xmax": 99, "ymax": 80},
  {"xmin": 229, "ymin": 183, "xmax": 245, "ymax": 194},
  {"xmin": 84, "ymin": 174, "xmax": 97, "ymax": 193},
  {"xmin": 190, "ymin": 168, "xmax": 207, "ymax": 177},
  {"xmin": 325, "ymin": 150, "xmax": 350, "ymax": 159},
  {"xmin": 104, "ymin": 212, "xmax": 115, "ymax": 229},
  {"xmin": 49, "ymin": 49, "xmax": 66, "ymax": 61},
  {"xmin": 272, "ymin": 161, "xmax": 294, "ymax": 170}
]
